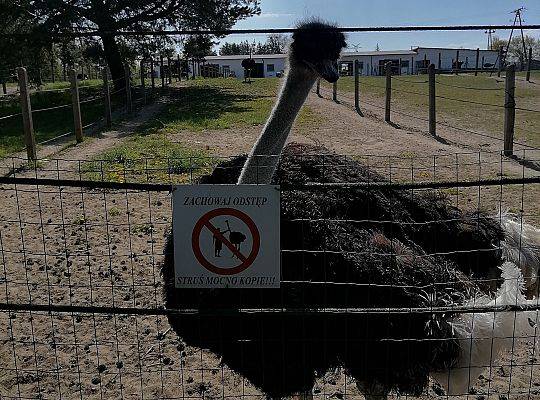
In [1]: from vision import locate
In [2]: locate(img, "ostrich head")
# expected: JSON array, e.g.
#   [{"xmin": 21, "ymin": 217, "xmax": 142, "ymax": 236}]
[
  {"xmin": 237, "ymin": 19, "xmax": 346, "ymax": 184},
  {"xmin": 289, "ymin": 20, "xmax": 347, "ymax": 83}
]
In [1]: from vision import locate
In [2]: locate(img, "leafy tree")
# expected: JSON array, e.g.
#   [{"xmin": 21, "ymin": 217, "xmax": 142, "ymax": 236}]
[
  {"xmin": 220, "ymin": 41, "xmax": 253, "ymax": 56},
  {"xmin": 492, "ymin": 35, "xmax": 540, "ymax": 67},
  {"xmin": 16, "ymin": 0, "xmax": 260, "ymax": 84},
  {"xmin": 257, "ymin": 34, "xmax": 289, "ymax": 54},
  {"xmin": 220, "ymin": 34, "xmax": 288, "ymax": 56},
  {"xmin": 183, "ymin": 35, "xmax": 216, "ymax": 79}
]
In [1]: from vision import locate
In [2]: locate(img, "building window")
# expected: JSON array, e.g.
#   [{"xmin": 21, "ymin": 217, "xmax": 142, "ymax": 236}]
[{"xmin": 267, "ymin": 64, "xmax": 275, "ymax": 72}]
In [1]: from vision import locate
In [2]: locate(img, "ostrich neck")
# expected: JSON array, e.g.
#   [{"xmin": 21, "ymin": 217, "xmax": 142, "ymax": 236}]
[{"xmin": 237, "ymin": 65, "xmax": 317, "ymax": 184}]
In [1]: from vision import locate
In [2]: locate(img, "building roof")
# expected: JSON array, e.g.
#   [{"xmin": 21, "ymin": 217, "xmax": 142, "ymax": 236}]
[
  {"xmin": 412, "ymin": 46, "xmax": 498, "ymax": 53},
  {"xmin": 342, "ymin": 50, "xmax": 417, "ymax": 57},
  {"xmin": 207, "ymin": 50, "xmax": 418, "ymax": 61},
  {"xmin": 205, "ymin": 54, "xmax": 287, "ymax": 60}
]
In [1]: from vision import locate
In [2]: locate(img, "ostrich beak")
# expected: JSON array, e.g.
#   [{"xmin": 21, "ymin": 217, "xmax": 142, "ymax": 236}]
[{"xmin": 313, "ymin": 59, "xmax": 340, "ymax": 83}]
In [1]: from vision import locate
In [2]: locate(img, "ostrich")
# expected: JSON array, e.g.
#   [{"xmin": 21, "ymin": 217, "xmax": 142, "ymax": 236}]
[
  {"xmin": 163, "ymin": 19, "xmax": 540, "ymax": 400},
  {"xmin": 225, "ymin": 219, "xmax": 247, "ymax": 256}
]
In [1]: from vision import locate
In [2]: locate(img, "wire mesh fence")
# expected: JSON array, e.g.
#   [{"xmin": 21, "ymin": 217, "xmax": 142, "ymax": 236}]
[{"xmin": 0, "ymin": 146, "xmax": 539, "ymax": 399}]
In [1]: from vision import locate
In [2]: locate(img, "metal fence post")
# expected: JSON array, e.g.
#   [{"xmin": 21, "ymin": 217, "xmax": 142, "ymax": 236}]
[
  {"xmin": 316, "ymin": 78, "xmax": 320, "ymax": 96},
  {"xmin": 160, "ymin": 55, "xmax": 165, "ymax": 88},
  {"xmin": 332, "ymin": 81, "xmax": 338, "ymax": 102},
  {"xmin": 428, "ymin": 64, "xmax": 436, "ymax": 136},
  {"xmin": 354, "ymin": 60, "xmax": 360, "ymax": 112},
  {"xmin": 17, "ymin": 67, "xmax": 36, "ymax": 160},
  {"xmin": 498, "ymin": 46, "xmax": 504, "ymax": 77},
  {"xmin": 385, "ymin": 62, "xmax": 392, "ymax": 122},
  {"xmin": 140, "ymin": 58, "xmax": 146, "ymax": 104},
  {"xmin": 69, "ymin": 69, "xmax": 83, "ymax": 143},
  {"xmin": 167, "ymin": 56, "xmax": 172, "ymax": 84},
  {"xmin": 475, "ymin": 48, "xmax": 480, "ymax": 76},
  {"xmin": 504, "ymin": 64, "xmax": 516, "ymax": 156},
  {"xmin": 150, "ymin": 58, "xmax": 156, "ymax": 90},
  {"xmin": 177, "ymin": 54, "xmax": 181, "ymax": 81},
  {"xmin": 102, "ymin": 68, "xmax": 112, "ymax": 128},
  {"xmin": 526, "ymin": 47, "xmax": 532, "ymax": 82},
  {"xmin": 125, "ymin": 64, "xmax": 132, "ymax": 113}
]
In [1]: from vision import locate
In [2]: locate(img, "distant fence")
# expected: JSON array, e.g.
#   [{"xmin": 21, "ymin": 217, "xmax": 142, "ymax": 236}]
[
  {"xmin": 1, "ymin": 63, "xmax": 176, "ymax": 160},
  {"xmin": 316, "ymin": 62, "xmax": 539, "ymax": 156}
]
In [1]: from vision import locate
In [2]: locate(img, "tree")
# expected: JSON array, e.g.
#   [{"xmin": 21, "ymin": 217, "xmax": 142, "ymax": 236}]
[
  {"xmin": 183, "ymin": 35, "xmax": 215, "ymax": 79},
  {"xmin": 16, "ymin": 0, "xmax": 260, "ymax": 85},
  {"xmin": 220, "ymin": 34, "xmax": 289, "ymax": 56},
  {"xmin": 261, "ymin": 33, "xmax": 288, "ymax": 54},
  {"xmin": 492, "ymin": 35, "xmax": 540, "ymax": 68},
  {"xmin": 0, "ymin": 0, "xmax": 52, "ymax": 86},
  {"xmin": 220, "ymin": 41, "xmax": 252, "ymax": 56}
]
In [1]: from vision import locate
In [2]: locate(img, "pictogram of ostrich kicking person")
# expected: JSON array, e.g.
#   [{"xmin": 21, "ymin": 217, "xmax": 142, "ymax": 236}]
[{"xmin": 213, "ymin": 219, "xmax": 247, "ymax": 258}]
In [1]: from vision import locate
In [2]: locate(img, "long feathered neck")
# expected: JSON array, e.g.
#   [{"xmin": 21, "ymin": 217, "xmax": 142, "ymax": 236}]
[{"xmin": 237, "ymin": 63, "xmax": 317, "ymax": 184}]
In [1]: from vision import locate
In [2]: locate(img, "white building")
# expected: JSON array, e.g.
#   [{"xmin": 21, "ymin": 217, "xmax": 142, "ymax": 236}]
[
  {"xmin": 198, "ymin": 47, "xmax": 500, "ymax": 78},
  {"xmin": 204, "ymin": 54, "xmax": 287, "ymax": 79}
]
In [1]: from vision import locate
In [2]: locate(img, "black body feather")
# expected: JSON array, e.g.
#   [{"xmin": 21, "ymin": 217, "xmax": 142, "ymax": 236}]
[{"xmin": 162, "ymin": 144, "xmax": 503, "ymax": 398}]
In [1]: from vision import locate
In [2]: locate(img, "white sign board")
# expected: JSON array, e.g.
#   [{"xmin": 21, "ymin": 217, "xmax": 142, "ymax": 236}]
[{"xmin": 172, "ymin": 185, "xmax": 280, "ymax": 288}]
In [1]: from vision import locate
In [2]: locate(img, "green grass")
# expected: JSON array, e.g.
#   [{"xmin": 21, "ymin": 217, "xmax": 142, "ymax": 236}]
[
  {"xmin": 0, "ymin": 79, "xmax": 121, "ymax": 158},
  {"xmin": 81, "ymin": 133, "xmax": 213, "ymax": 183},
  {"xmin": 86, "ymin": 77, "xmax": 323, "ymax": 183},
  {"xmin": 322, "ymin": 72, "xmax": 540, "ymax": 147},
  {"xmin": 138, "ymin": 77, "xmax": 320, "ymax": 134}
]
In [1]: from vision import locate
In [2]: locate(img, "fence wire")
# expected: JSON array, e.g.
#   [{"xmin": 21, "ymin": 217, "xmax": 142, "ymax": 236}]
[{"xmin": 0, "ymin": 151, "xmax": 539, "ymax": 399}]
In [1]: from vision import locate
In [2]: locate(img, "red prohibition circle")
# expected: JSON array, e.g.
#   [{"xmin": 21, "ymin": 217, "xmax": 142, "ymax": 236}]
[{"xmin": 191, "ymin": 208, "xmax": 261, "ymax": 276}]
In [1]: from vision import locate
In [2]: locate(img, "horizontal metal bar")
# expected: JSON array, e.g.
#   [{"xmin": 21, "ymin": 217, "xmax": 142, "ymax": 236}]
[
  {"xmin": 1, "ymin": 301, "xmax": 539, "ymax": 316},
  {"xmin": 5, "ymin": 24, "xmax": 540, "ymax": 38},
  {"xmin": 0, "ymin": 176, "xmax": 538, "ymax": 192}
]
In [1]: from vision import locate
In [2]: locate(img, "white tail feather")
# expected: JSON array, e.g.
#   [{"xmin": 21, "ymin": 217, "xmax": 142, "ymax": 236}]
[
  {"xmin": 432, "ymin": 262, "xmax": 539, "ymax": 395},
  {"xmin": 500, "ymin": 214, "xmax": 540, "ymax": 289}
]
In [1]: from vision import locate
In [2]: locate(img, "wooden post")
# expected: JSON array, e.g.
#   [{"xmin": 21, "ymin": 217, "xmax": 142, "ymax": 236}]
[
  {"xmin": 332, "ymin": 81, "xmax": 337, "ymax": 102},
  {"xmin": 438, "ymin": 52, "xmax": 441, "ymax": 71},
  {"xmin": 455, "ymin": 50, "xmax": 460, "ymax": 75},
  {"xmin": 2, "ymin": 81, "xmax": 6, "ymax": 95},
  {"xmin": 160, "ymin": 55, "xmax": 165, "ymax": 88},
  {"xmin": 503, "ymin": 64, "xmax": 516, "ymax": 156},
  {"xmin": 354, "ymin": 59, "xmax": 360, "ymax": 112},
  {"xmin": 498, "ymin": 46, "xmax": 504, "ymax": 77},
  {"xmin": 385, "ymin": 62, "xmax": 392, "ymax": 122},
  {"xmin": 316, "ymin": 78, "xmax": 320, "ymax": 96},
  {"xmin": 150, "ymin": 58, "xmax": 155, "ymax": 90},
  {"xmin": 526, "ymin": 47, "xmax": 533, "ymax": 82},
  {"xmin": 411, "ymin": 56, "xmax": 414, "ymax": 74},
  {"xmin": 475, "ymin": 48, "xmax": 480, "ymax": 76},
  {"xmin": 399, "ymin": 58, "xmax": 402, "ymax": 75},
  {"xmin": 428, "ymin": 64, "xmax": 436, "ymax": 136},
  {"xmin": 17, "ymin": 67, "xmax": 36, "ymax": 160},
  {"xmin": 125, "ymin": 64, "xmax": 132, "ymax": 113},
  {"xmin": 102, "ymin": 68, "xmax": 112, "ymax": 128},
  {"xmin": 69, "ymin": 69, "xmax": 83, "ymax": 143},
  {"xmin": 140, "ymin": 59, "xmax": 146, "ymax": 105}
]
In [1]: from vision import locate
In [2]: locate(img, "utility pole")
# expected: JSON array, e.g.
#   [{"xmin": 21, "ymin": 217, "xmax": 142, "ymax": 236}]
[
  {"xmin": 502, "ymin": 7, "xmax": 528, "ymax": 69},
  {"xmin": 485, "ymin": 29, "xmax": 496, "ymax": 50}
]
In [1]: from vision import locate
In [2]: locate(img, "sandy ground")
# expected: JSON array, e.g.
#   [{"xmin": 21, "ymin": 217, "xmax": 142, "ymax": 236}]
[{"xmin": 0, "ymin": 86, "xmax": 539, "ymax": 400}]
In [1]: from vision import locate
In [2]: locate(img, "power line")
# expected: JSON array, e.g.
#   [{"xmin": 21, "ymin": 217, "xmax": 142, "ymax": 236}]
[{"xmin": 3, "ymin": 24, "xmax": 540, "ymax": 38}]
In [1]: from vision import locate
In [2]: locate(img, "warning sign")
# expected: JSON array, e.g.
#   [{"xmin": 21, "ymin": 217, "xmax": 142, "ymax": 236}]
[{"xmin": 172, "ymin": 185, "xmax": 280, "ymax": 288}]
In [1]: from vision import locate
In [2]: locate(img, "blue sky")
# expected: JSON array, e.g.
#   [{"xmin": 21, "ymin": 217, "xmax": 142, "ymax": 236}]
[{"xmin": 216, "ymin": 0, "xmax": 540, "ymax": 51}]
